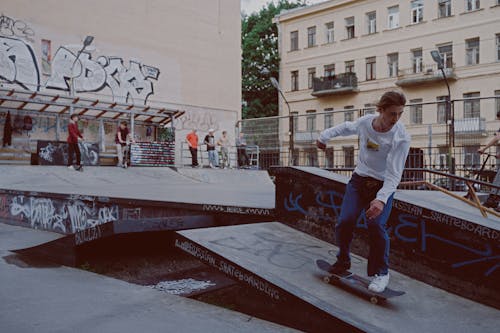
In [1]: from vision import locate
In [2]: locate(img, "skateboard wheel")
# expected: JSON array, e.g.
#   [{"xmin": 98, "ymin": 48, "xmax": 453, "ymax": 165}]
[
  {"xmin": 323, "ymin": 276, "xmax": 331, "ymax": 283},
  {"xmin": 370, "ymin": 297, "xmax": 378, "ymax": 304}
]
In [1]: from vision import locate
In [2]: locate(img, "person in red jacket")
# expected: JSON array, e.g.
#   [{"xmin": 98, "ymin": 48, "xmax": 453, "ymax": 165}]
[{"xmin": 67, "ymin": 114, "xmax": 84, "ymax": 170}]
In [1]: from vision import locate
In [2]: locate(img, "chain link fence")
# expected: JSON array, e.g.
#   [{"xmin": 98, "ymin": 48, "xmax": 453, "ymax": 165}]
[{"xmin": 236, "ymin": 97, "xmax": 500, "ymax": 184}]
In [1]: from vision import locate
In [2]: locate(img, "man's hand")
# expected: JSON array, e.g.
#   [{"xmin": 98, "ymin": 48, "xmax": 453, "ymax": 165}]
[
  {"xmin": 478, "ymin": 148, "xmax": 484, "ymax": 155},
  {"xmin": 366, "ymin": 199, "xmax": 385, "ymax": 220},
  {"xmin": 316, "ymin": 140, "xmax": 326, "ymax": 150}
]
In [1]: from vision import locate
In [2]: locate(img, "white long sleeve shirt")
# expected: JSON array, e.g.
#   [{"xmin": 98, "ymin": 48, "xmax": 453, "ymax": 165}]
[{"xmin": 318, "ymin": 114, "xmax": 411, "ymax": 204}]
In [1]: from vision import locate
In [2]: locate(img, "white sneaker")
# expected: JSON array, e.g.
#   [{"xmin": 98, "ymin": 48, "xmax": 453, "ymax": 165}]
[
  {"xmin": 68, "ymin": 165, "xmax": 74, "ymax": 170},
  {"xmin": 368, "ymin": 273, "xmax": 390, "ymax": 293}
]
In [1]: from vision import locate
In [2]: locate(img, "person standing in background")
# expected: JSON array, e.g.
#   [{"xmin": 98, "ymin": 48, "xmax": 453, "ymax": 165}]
[
  {"xmin": 204, "ymin": 129, "xmax": 219, "ymax": 168},
  {"xmin": 67, "ymin": 114, "xmax": 84, "ymax": 171},
  {"xmin": 217, "ymin": 130, "xmax": 230, "ymax": 169},
  {"xmin": 186, "ymin": 129, "xmax": 199, "ymax": 168},
  {"xmin": 115, "ymin": 121, "xmax": 134, "ymax": 168},
  {"xmin": 236, "ymin": 132, "xmax": 250, "ymax": 168}
]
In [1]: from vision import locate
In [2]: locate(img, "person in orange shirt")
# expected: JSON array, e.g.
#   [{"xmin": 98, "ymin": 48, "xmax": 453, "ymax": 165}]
[{"xmin": 186, "ymin": 129, "xmax": 199, "ymax": 167}]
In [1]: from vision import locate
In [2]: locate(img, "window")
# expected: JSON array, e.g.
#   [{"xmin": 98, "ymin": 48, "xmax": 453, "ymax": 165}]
[
  {"xmin": 343, "ymin": 146, "xmax": 354, "ymax": 167},
  {"xmin": 305, "ymin": 148, "xmax": 319, "ymax": 167},
  {"xmin": 345, "ymin": 17, "xmax": 355, "ymax": 39},
  {"xmin": 411, "ymin": 0, "xmax": 424, "ymax": 24},
  {"xmin": 437, "ymin": 145, "xmax": 448, "ymax": 169},
  {"xmin": 324, "ymin": 108, "xmax": 334, "ymax": 128},
  {"xmin": 291, "ymin": 111, "xmax": 299, "ymax": 133},
  {"xmin": 307, "ymin": 26, "xmax": 316, "ymax": 47},
  {"xmin": 410, "ymin": 99, "xmax": 423, "ymax": 124},
  {"xmin": 466, "ymin": 38, "xmax": 480, "ymax": 65},
  {"xmin": 463, "ymin": 92, "xmax": 480, "ymax": 118},
  {"xmin": 306, "ymin": 110, "xmax": 316, "ymax": 132},
  {"xmin": 412, "ymin": 49, "xmax": 423, "ymax": 73},
  {"xmin": 325, "ymin": 22, "xmax": 334, "ymax": 44},
  {"xmin": 438, "ymin": 0, "xmax": 452, "ymax": 18},
  {"xmin": 324, "ymin": 64, "xmax": 335, "ymax": 78},
  {"xmin": 345, "ymin": 60, "xmax": 354, "ymax": 73},
  {"xmin": 366, "ymin": 12, "xmax": 376, "ymax": 34},
  {"xmin": 366, "ymin": 57, "xmax": 376, "ymax": 80},
  {"xmin": 290, "ymin": 31, "xmax": 298, "ymax": 51},
  {"xmin": 308, "ymin": 68, "xmax": 316, "ymax": 89},
  {"xmin": 437, "ymin": 96, "xmax": 448, "ymax": 124},
  {"xmin": 344, "ymin": 106, "xmax": 354, "ymax": 122},
  {"xmin": 364, "ymin": 103, "xmax": 376, "ymax": 115},
  {"xmin": 466, "ymin": 0, "xmax": 480, "ymax": 11},
  {"xmin": 496, "ymin": 90, "xmax": 500, "ymax": 117},
  {"xmin": 464, "ymin": 145, "xmax": 480, "ymax": 168},
  {"xmin": 438, "ymin": 44, "xmax": 453, "ymax": 68},
  {"xmin": 387, "ymin": 6, "xmax": 399, "ymax": 29},
  {"xmin": 325, "ymin": 148, "xmax": 334, "ymax": 168},
  {"xmin": 387, "ymin": 53, "xmax": 398, "ymax": 77},
  {"xmin": 291, "ymin": 71, "xmax": 299, "ymax": 91},
  {"xmin": 496, "ymin": 34, "xmax": 500, "ymax": 61}
]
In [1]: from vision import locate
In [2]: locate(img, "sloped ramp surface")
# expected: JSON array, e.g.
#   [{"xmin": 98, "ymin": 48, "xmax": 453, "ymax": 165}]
[{"xmin": 176, "ymin": 222, "xmax": 499, "ymax": 333}]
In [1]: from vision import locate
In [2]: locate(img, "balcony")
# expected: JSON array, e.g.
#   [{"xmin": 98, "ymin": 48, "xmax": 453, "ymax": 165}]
[
  {"xmin": 454, "ymin": 117, "xmax": 486, "ymax": 135},
  {"xmin": 311, "ymin": 73, "xmax": 359, "ymax": 97},
  {"xmin": 294, "ymin": 131, "xmax": 319, "ymax": 143},
  {"xmin": 395, "ymin": 64, "xmax": 457, "ymax": 87}
]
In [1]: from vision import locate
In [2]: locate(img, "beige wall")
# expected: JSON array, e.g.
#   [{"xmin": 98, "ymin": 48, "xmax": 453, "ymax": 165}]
[
  {"xmin": 0, "ymin": 0, "xmax": 241, "ymax": 161},
  {"xmin": 274, "ymin": 0, "xmax": 500, "ymax": 159}
]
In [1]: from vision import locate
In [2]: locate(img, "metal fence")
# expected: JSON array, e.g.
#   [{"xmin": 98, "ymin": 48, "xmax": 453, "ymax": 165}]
[
  {"xmin": 236, "ymin": 97, "xmax": 500, "ymax": 177},
  {"xmin": 179, "ymin": 142, "xmax": 260, "ymax": 169}
]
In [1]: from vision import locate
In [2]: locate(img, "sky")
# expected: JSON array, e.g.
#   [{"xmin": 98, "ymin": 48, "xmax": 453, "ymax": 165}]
[{"xmin": 241, "ymin": 0, "xmax": 326, "ymax": 15}]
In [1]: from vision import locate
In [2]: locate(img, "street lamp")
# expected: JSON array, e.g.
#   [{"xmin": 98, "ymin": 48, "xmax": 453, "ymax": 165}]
[
  {"xmin": 269, "ymin": 76, "xmax": 295, "ymax": 166},
  {"xmin": 69, "ymin": 35, "xmax": 94, "ymax": 115},
  {"xmin": 431, "ymin": 50, "xmax": 455, "ymax": 175}
]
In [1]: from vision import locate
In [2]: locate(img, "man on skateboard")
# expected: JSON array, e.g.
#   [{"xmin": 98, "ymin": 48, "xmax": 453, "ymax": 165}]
[
  {"xmin": 316, "ymin": 91, "xmax": 411, "ymax": 293},
  {"xmin": 67, "ymin": 114, "xmax": 84, "ymax": 171},
  {"xmin": 477, "ymin": 111, "xmax": 500, "ymax": 210}
]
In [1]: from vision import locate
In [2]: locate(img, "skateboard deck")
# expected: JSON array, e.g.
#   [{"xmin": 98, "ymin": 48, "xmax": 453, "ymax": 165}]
[{"xmin": 316, "ymin": 259, "xmax": 405, "ymax": 304}]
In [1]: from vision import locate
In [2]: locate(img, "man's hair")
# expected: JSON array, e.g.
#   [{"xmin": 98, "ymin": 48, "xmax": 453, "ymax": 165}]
[
  {"xmin": 120, "ymin": 121, "xmax": 127, "ymax": 126},
  {"xmin": 70, "ymin": 114, "xmax": 78, "ymax": 120},
  {"xmin": 376, "ymin": 91, "xmax": 406, "ymax": 110},
  {"xmin": 497, "ymin": 111, "xmax": 500, "ymax": 119},
  {"xmin": 222, "ymin": 131, "xmax": 227, "ymax": 135}
]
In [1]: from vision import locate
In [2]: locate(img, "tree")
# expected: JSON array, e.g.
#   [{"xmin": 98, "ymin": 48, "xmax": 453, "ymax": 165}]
[{"xmin": 241, "ymin": 0, "xmax": 305, "ymax": 119}]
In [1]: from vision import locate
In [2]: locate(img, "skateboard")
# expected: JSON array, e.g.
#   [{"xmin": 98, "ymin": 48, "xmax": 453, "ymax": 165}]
[{"xmin": 316, "ymin": 259, "xmax": 405, "ymax": 304}]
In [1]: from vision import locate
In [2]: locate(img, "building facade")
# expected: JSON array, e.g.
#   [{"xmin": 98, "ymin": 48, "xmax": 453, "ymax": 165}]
[
  {"xmin": 273, "ymin": 0, "xmax": 500, "ymax": 171},
  {"xmin": 0, "ymin": 0, "xmax": 241, "ymax": 164}
]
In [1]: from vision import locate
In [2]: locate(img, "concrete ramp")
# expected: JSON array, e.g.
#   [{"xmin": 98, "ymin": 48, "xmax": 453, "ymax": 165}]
[
  {"xmin": 176, "ymin": 222, "xmax": 499, "ymax": 333},
  {"xmin": 176, "ymin": 168, "xmax": 275, "ymax": 187},
  {"xmin": 270, "ymin": 166, "xmax": 500, "ymax": 308},
  {"xmin": 0, "ymin": 166, "xmax": 274, "ymax": 238}
]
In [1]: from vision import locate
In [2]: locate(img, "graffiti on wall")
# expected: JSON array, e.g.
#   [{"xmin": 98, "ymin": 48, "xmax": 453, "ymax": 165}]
[
  {"xmin": 37, "ymin": 140, "xmax": 99, "ymax": 166},
  {"xmin": 284, "ymin": 188, "xmax": 500, "ymax": 277},
  {"xmin": 5, "ymin": 195, "xmax": 118, "ymax": 234},
  {"xmin": 0, "ymin": 15, "xmax": 160, "ymax": 104},
  {"xmin": 0, "ymin": 36, "xmax": 40, "ymax": 90},
  {"xmin": 177, "ymin": 111, "xmax": 220, "ymax": 132},
  {"xmin": 0, "ymin": 14, "xmax": 35, "ymax": 42}
]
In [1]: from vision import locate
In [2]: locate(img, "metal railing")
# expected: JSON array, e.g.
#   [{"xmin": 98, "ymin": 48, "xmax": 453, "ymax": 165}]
[
  {"xmin": 397, "ymin": 63, "xmax": 455, "ymax": 77},
  {"xmin": 179, "ymin": 141, "xmax": 260, "ymax": 169},
  {"xmin": 312, "ymin": 72, "xmax": 358, "ymax": 95}
]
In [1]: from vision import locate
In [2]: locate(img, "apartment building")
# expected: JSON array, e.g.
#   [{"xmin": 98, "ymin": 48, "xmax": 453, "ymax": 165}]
[{"xmin": 273, "ymin": 0, "xmax": 500, "ymax": 169}]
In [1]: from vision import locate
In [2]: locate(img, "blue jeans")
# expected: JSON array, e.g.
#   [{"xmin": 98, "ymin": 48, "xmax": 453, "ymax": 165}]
[
  {"xmin": 336, "ymin": 173, "xmax": 394, "ymax": 276},
  {"xmin": 208, "ymin": 150, "xmax": 219, "ymax": 167}
]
